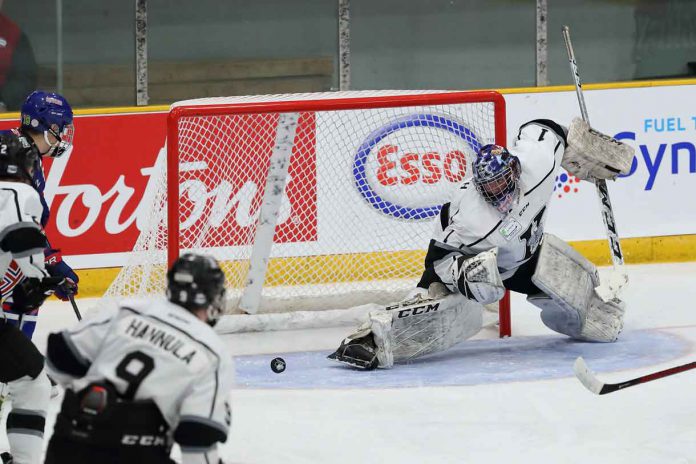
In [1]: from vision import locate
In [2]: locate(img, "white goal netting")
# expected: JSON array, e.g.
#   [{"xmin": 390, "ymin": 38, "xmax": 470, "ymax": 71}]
[{"xmin": 103, "ymin": 90, "xmax": 509, "ymax": 333}]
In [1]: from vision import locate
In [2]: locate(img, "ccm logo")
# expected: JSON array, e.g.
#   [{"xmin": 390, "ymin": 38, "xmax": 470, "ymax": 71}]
[
  {"xmin": 121, "ymin": 434, "xmax": 167, "ymax": 446},
  {"xmin": 389, "ymin": 302, "xmax": 440, "ymax": 318}
]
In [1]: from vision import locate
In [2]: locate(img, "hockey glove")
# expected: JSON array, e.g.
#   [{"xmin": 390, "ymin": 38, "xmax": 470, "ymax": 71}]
[
  {"xmin": 45, "ymin": 248, "xmax": 79, "ymax": 300},
  {"xmin": 11, "ymin": 276, "xmax": 65, "ymax": 313}
]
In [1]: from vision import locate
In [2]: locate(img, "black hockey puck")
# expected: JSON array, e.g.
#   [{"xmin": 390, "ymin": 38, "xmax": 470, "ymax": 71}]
[{"xmin": 271, "ymin": 357, "xmax": 286, "ymax": 373}]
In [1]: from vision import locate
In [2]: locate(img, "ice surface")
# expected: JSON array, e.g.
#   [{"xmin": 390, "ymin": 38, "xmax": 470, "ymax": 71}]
[{"xmin": 4, "ymin": 262, "xmax": 696, "ymax": 463}]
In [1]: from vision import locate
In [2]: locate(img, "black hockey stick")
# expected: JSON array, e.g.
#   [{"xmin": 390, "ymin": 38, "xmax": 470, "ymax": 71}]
[
  {"xmin": 574, "ymin": 356, "xmax": 696, "ymax": 395},
  {"xmin": 562, "ymin": 26, "xmax": 628, "ymax": 295},
  {"xmin": 68, "ymin": 294, "xmax": 82, "ymax": 321}
]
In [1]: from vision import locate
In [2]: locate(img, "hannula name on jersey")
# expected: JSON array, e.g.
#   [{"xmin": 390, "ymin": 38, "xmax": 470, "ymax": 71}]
[{"xmin": 121, "ymin": 315, "xmax": 198, "ymax": 365}]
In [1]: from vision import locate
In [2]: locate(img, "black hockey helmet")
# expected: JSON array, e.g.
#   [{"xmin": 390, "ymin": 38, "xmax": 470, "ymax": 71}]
[
  {"xmin": 166, "ymin": 253, "xmax": 226, "ymax": 326},
  {"xmin": 0, "ymin": 132, "xmax": 39, "ymax": 183}
]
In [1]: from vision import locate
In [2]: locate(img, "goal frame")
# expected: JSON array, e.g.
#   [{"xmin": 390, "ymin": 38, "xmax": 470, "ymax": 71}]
[{"xmin": 166, "ymin": 90, "xmax": 511, "ymax": 337}]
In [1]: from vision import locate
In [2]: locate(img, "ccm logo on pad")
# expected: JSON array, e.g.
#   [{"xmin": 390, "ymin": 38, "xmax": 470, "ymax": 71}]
[{"xmin": 386, "ymin": 302, "xmax": 441, "ymax": 318}]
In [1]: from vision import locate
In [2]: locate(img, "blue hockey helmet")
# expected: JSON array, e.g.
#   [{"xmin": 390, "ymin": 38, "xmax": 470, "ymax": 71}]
[
  {"xmin": 20, "ymin": 90, "xmax": 74, "ymax": 158},
  {"xmin": 472, "ymin": 144, "xmax": 521, "ymax": 213}
]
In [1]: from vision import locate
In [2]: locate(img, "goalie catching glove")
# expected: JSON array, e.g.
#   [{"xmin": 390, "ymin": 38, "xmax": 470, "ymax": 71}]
[{"xmin": 563, "ymin": 118, "xmax": 634, "ymax": 181}]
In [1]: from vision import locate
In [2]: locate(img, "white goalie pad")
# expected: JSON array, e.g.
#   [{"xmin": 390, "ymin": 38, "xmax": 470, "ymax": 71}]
[
  {"xmin": 563, "ymin": 118, "xmax": 634, "ymax": 181},
  {"xmin": 452, "ymin": 248, "xmax": 505, "ymax": 304},
  {"xmin": 530, "ymin": 233, "xmax": 625, "ymax": 342},
  {"xmin": 531, "ymin": 233, "xmax": 599, "ymax": 314},
  {"xmin": 579, "ymin": 295, "xmax": 625, "ymax": 342},
  {"xmin": 370, "ymin": 293, "xmax": 483, "ymax": 367}
]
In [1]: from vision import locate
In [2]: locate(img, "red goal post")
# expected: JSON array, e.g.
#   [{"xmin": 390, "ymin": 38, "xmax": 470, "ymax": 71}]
[{"xmin": 139, "ymin": 90, "xmax": 509, "ymax": 335}]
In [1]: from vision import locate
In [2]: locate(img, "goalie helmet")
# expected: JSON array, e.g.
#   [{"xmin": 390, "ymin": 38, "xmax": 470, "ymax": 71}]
[
  {"xmin": 472, "ymin": 144, "xmax": 521, "ymax": 213},
  {"xmin": 166, "ymin": 253, "xmax": 226, "ymax": 327},
  {"xmin": 0, "ymin": 132, "xmax": 39, "ymax": 182},
  {"xmin": 20, "ymin": 90, "xmax": 75, "ymax": 158}
]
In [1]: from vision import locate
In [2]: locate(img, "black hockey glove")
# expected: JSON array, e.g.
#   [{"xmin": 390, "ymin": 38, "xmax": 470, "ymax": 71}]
[{"xmin": 11, "ymin": 276, "xmax": 65, "ymax": 313}]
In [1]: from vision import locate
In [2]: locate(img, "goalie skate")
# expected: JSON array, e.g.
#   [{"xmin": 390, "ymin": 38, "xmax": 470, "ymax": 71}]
[
  {"xmin": 327, "ymin": 296, "xmax": 446, "ymax": 370},
  {"xmin": 327, "ymin": 333, "xmax": 379, "ymax": 370}
]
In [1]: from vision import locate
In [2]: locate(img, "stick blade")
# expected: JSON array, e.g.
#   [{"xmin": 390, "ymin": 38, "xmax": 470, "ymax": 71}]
[{"xmin": 573, "ymin": 356, "xmax": 605, "ymax": 395}]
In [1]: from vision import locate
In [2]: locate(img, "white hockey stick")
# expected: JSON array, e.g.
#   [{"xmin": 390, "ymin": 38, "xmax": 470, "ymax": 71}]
[
  {"xmin": 562, "ymin": 26, "xmax": 628, "ymax": 299},
  {"xmin": 574, "ymin": 356, "xmax": 696, "ymax": 395}
]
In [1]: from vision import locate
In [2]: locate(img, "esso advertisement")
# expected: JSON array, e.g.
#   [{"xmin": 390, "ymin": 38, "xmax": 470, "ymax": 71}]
[{"xmin": 353, "ymin": 114, "xmax": 482, "ymax": 220}]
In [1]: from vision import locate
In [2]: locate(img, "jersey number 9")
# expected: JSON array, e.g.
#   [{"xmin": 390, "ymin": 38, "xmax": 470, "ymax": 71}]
[{"xmin": 115, "ymin": 350, "xmax": 155, "ymax": 399}]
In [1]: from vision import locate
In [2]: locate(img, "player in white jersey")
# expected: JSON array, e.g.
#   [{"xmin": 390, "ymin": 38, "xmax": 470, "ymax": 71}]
[
  {"xmin": 330, "ymin": 119, "xmax": 633, "ymax": 370},
  {"xmin": 0, "ymin": 132, "xmax": 65, "ymax": 463},
  {"xmin": 44, "ymin": 254, "xmax": 234, "ymax": 464}
]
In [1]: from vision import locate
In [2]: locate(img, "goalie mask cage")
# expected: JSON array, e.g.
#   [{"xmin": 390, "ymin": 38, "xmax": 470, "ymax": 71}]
[{"xmin": 105, "ymin": 90, "xmax": 511, "ymax": 336}]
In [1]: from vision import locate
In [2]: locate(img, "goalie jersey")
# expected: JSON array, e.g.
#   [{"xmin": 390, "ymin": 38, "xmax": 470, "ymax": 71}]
[
  {"xmin": 421, "ymin": 119, "xmax": 567, "ymax": 290},
  {"xmin": 46, "ymin": 297, "xmax": 234, "ymax": 459}
]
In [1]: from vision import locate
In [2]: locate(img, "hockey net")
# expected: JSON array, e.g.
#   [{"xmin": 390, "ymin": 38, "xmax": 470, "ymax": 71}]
[{"xmin": 103, "ymin": 90, "xmax": 510, "ymax": 336}]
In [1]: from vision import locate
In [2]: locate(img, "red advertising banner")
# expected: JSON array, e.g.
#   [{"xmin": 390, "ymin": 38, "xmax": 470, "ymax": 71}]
[
  {"xmin": 0, "ymin": 111, "xmax": 167, "ymax": 265},
  {"xmin": 0, "ymin": 108, "xmax": 319, "ymax": 269},
  {"xmin": 175, "ymin": 111, "xmax": 317, "ymax": 251}
]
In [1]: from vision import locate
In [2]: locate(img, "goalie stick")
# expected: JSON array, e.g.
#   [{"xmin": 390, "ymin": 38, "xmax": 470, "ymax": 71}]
[
  {"xmin": 562, "ymin": 26, "xmax": 628, "ymax": 297},
  {"xmin": 573, "ymin": 356, "xmax": 696, "ymax": 395}
]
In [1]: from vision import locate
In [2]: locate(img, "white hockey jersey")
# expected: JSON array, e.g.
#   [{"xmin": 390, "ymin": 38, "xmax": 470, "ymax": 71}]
[
  {"xmin": 0, "ymin": 180, "xmax": 49, "ymax": 282},
  {"xmin": 46, "ymin": 297, "xmax": 234, "ymax": 455},
  {"xmin": 427, "ymin": 120, "xmax": 566, "ymax": 288}
]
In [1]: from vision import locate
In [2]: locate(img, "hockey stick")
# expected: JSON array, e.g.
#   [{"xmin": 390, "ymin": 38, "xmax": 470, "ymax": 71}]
[
  {"xmin": 574, "ymin": 356, "xmax": 696, "ymax": 395},
  {"xmin": 562, "ymin": 26, "xmax": 628, "ymax": 297},
  {"xmin": 68, "ymin": 294, "xmax": 82, "ymax": 321}
]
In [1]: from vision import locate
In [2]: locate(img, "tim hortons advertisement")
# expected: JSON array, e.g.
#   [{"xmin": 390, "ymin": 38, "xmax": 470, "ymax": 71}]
[
  {"xmin": 0, "ymin": 112, "xmax": 167, "ymax": 267},
  {"xmin": 0, "ymin": 111, "xmax": 319, "ymax": 268}
]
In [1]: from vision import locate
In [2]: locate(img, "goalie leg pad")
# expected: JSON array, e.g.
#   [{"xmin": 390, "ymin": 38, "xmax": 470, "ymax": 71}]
[
  {"xmin": 452, "ymin": 248, "xmax": 505, "ymax": 304},
  {"xmin": 528, "ymin": 293, "xmax": 582, "ymax": 337},
  {"xmin": 390, "ymin": 293, "xmax": 483, "ymax": 362},
  {"xmin": 531, "ymin": 233, "xmax": 599, "ymax": 316},
  {"xmin": 529, "ymin": 233, "xmax": 625, "ymax": 342},
  {"xmin": 578, "ymin": 294, "xmax": 625, "ymax": 342},
  {"xmin": 328, "ymin": 293, "xmax": 484, "ymax": 369}
]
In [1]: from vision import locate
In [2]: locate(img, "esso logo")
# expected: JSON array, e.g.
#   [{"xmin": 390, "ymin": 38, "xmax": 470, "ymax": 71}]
[{"xmin": 353, "ymin": 114, "xmax": 482, "ymax": 220}]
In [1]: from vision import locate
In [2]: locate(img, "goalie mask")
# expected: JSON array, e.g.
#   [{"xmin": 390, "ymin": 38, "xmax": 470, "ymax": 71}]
[
  {"xmin": 20, "ymin": 90, "xmax": 75, "ymax": 158},
  {"xmin": 473, "ymin": 144, "xmax": 521, "ymax": 213},
  {"xmin": 166, "ymin": 253, "xmax": 226, "ymax": 327},
  {"xmin": 0, "ymin": 132, "xmax": 39, "ymax": 183}
]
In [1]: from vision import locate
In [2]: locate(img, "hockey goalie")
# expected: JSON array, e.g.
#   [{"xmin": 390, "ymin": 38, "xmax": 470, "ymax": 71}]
[{"xmin": 328, "ymin": 118, "xmax": 635, "ymax": 370}]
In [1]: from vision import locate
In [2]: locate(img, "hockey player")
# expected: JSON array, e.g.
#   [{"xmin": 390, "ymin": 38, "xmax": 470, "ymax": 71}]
[
  {"xmin": 45, "ymin": 253, "xmax": 234, "ymax": 464},
  {"xmin": 1, "ymin": 90, "xmax": 78, "ymax": 340},
  {"xmin": 0, "ymin": 132, "xmax": 65, "ymax": 463},
  {"xmin": 329, "ymin": 118, "xmax": 634, "ymax": 370}
]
